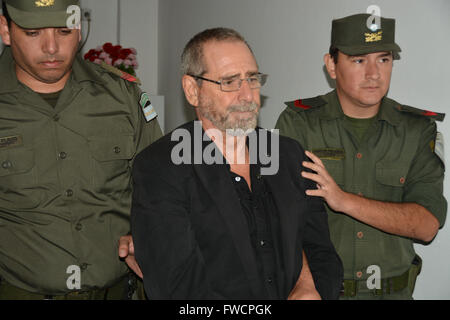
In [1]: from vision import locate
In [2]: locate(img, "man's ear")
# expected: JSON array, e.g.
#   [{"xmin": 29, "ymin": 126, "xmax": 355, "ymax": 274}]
[
  {"xmin": 324, "ymin": 53, "xmax": 337, "ymax": 80},
  {"xmin": 0, "ymin": 15, "xmax": 11, "ymax": 46},
  {"xmin": 182, "ymin": 75, "xmax": 200, "ymax": 107}
]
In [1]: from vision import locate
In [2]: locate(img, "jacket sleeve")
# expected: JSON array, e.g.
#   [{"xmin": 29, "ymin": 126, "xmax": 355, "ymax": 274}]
[
  {"xmin": 402, "ymin": 119, "xmax": 447, "ymax": 227},
  {"xmin": 130, "ymin": 146, "xmax": 225, "ymax": 299},
  {"xmin": 125, "ymin": 83, "xmax": 163, "ymax": 162},
  {"xmin": 295, "ymin": 141, "xmax": 344, "ymax": 299}
]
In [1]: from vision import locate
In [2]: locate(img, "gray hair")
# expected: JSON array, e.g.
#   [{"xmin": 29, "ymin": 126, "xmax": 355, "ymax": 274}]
[{"xmin": 181, "ymin": 27, "xmax": 256, "ymax": 77}]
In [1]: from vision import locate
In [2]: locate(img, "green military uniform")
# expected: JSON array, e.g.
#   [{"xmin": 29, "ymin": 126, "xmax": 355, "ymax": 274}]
[
  {"xmin": 276, "ymin": 91, "xmax": 446, "ymax": 299},
  {"xmin": 276, "ymin": 13, "xmax": 447, "ymax": 299},
  {"xmin": 0, "ymin": 47, "xmax": 162, "ymax": 297}
]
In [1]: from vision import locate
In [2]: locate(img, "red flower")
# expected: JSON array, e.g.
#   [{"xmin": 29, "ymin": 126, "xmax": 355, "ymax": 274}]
[
  {"xmin": 84, "ymin": 49, "xmax": 96, "ymax": 60},
  {"xmin": 103, "ymin": 42, "xmax": 113, "ymax": 52},
  {"xmin": 84, "ymin": 42, "xmax": 138, "ymax": 75},
  {"xmin": 120, "ymin": 48, "xmax": 132, "ymax": 56}
]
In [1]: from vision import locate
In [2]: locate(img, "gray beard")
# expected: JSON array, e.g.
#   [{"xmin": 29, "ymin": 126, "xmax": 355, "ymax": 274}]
[{"xmin": 198, "ymin": 98, "xmax": 259, "ymax": 136}]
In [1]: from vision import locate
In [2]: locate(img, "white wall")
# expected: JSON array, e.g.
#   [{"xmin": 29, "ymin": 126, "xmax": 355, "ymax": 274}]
[{"xmin": 157, "ymin": 0, "xmax": 450, "ymax": 299}]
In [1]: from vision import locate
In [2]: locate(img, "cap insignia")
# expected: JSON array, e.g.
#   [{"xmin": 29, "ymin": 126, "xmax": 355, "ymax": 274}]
[
  {"xmin": 365, "ymin": 31, "xmax": 383, "ymax": 43},
  {"xmin": 35, "ymin": 0, "xmax": 55, "ymax": 7}
]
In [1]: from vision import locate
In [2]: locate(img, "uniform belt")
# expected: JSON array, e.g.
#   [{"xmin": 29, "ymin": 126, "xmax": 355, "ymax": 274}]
[
  {"xmin": 340, "ymin": 256, "xmax": 422, "ymax": 297},
  {"xmin": 340, "ymin": 269, "xmax": 409, "ymax": 297},
  {"xmin": 0, "ymin": 273, "xmax": 137, "ymax": 300}
]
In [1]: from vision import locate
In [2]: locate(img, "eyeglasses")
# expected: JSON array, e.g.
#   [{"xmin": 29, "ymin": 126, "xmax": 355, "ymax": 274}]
[{"xmin": 188, "ymin": 73, "xmax": 268, "ymax": 92}]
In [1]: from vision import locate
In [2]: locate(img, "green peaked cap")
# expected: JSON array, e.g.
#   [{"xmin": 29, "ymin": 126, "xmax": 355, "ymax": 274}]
[
  {"xmin": 331, "ymin": 13, "xmax": 401, "ymax": 58},
  {"xmin": 4, "ymin": 0, "xmax": 80, "ymax": 29}
]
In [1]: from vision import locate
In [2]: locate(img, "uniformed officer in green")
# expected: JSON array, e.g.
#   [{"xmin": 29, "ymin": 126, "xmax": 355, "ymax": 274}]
[
  {"xmin": 0, "ymin": 0, "xmax": 162, "ymax": 299},
  {"xmin": 276, "ymin": 13, "xmax": 446, "ymax": 299}
]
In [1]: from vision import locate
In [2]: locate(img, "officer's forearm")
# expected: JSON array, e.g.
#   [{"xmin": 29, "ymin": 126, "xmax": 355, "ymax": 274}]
[{"xmin": 339, "ymin": 192, "xmax": 440, "ymax": 242}]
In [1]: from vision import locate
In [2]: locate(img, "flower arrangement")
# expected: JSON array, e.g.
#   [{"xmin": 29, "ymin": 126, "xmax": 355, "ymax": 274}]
[{"xmin": 84, "ymin": 43, "xmax": 139, "ymax": 76}]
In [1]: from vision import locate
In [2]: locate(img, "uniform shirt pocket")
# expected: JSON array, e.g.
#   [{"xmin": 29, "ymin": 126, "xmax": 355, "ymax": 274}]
[
  {"xmin": 0, "ymin": 147, "xmax": 36, "ymax": 187},
  {"xmin": 87, "ymin": 135, "xmax": 135, "ymax": 193},
  {"xmin": 375, "ymin": 161, "xmax": 409, "ymax": 201}
]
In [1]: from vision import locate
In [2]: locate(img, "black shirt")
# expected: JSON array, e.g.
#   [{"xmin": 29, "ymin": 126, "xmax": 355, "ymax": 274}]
[{"xmin": 229, "ymin": 163, "xmax": 285, "ymax": 299}]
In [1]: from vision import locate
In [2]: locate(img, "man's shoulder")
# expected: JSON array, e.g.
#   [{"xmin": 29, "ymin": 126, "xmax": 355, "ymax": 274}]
[
  {"xmin": 95, "ymin": 62, "xmax": 142, "ymax": 86},
  {"xmin": 380, "ymin": 97, "xmax": 445, "ymax": 132},
  {"xmin": 135, "ymin": 122, "xmax": 193, "ymax": 162},
  {"xmin": 284, "ymin": 95, "xmax": 328, "ymax": 114},
  {"xmin": 389, "ymin": 99, "xmax": 445, "ymax": 122},
  {"xmin": 75, "ymin": 57, "xmax": 141, "ymax": 88}
]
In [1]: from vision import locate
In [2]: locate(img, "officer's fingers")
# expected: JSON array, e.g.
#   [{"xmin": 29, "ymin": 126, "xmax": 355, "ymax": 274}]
[
  {"xmin": 118, "ymin": 236, "xmax": 131, "ymax": 257},
  {"xmin": 305, "ymin": 151, "xmax": 324, "ymax": 167},
  {"xmin": 302, "ymin": 161, "xmax": 324, "ymax": 174},
  {"xmin": 126, "ymin": 257, "xmax": 143, "ymax": 278},
  {"xmin": 128, "ymin": 240, "xmax": 135, "ymax": 255},
  {"xmin": 301, "ymin": 171, "xmax": 326, "ymax": 186},
  {"xmin": 305, "ymin": 188, "xmax": 324, "ymax": 197}
]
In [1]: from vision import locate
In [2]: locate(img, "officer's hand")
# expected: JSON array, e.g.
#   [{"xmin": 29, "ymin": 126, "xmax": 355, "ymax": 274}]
[
  {"xmin": 118, "ymin": 235, "xmax": 143, "ymax": 278},
  {"xmin": 301, "ymin": 150, "xmax": 349, "ymax": 212}
]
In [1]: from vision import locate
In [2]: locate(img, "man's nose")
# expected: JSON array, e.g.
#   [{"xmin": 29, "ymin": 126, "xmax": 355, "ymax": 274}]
[
  {"xmin": 366, "ymin": 60, "xmax": 380, "ymax": 80},
  {"xmin": 42, "ymin": 29, "xmax": 59, "ymax": 55},
  {"xmin": 238, "ymin": 78, "xmax": 255, "ymax": 103}
]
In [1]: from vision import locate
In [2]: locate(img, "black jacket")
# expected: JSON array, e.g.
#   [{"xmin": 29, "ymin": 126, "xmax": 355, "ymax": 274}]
[{"xmin": 131, "ymin": 121, "xmax": 343, "ymax": 299}]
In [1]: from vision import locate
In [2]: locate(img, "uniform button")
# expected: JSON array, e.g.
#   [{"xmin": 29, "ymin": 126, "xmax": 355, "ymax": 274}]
[
  {"xmin": 75, "ymin": 223, "xmax": 83, "ymax": 231},
  {"xmin": 1, "ymin": 161, "xmax": 12, "ymax": 169},
  {"xmin": 356, "ymin": 153, "xmax": 363, "ymax": 159},
  {"xmin": 66, "ymin": 189, "xmax": 74, "ymax": 197},
  {"xmin": 114, "ymin": 146, "xmax": 121, "ymax": 154},
  {"xmin": 235, "ymin": 177, "xmax": 241, "ymax": 182},
  {"xmin": 356, "ymin": 271, "xmax": 363, "ymax": 278},
  {"xmin": 59, "ymin": 152, "xmax": 67, "ymax": 159},
  {"xmin": 260, "ymin": 240, "xmax": 266, "ymax": 247},
  {"xmin": 256, "ymin": 174, "xmax": 262, "ymax": 180},
  {"xmin": 80, "ymin": 263, "xmax": 88, "ymax": 271},
  {"xmin": 357, "ymin": 231, "xmax": 364, "ymax": 239},
  {"xmin": 267, "ymin": 277, "xmax": 273, "ymax": 284},
  {"xmin": 399, "ymin": 177, "xmax": 406, "ymax": 184}
]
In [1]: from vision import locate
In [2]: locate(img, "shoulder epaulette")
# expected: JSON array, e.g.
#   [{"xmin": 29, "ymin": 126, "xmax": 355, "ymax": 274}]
[
  {"xmin": 99, "ymin": 62, "xmax": 142, "ymax": 85},
  {"xmin": 397, "ymin": 104, "xmax": 445, "ymax": 122},
  {"xmin": 285, "ymin": 96, "xmax": 326, "ymax": 112}
]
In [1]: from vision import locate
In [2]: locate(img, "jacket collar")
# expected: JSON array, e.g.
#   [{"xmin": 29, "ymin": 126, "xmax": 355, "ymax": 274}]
[
  {"xmin": 318, "ymin": 89, "xmax": 401, "ymax": 126},
  {"xmin": 71, "ymin": 54, "xmax": 107, "ymax": 86}
]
